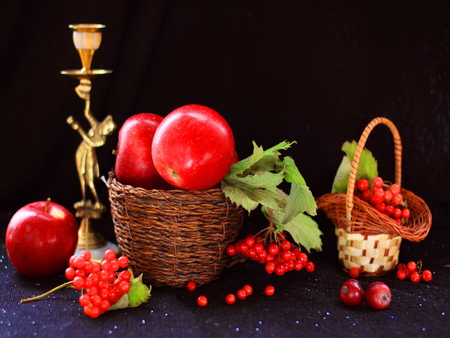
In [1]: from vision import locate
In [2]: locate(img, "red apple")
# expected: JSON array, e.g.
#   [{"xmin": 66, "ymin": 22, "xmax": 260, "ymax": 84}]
[
  {"xmin": 5, "ymin": 199, "xmax": 79, "ymax": 277},
  {"xmin": 115, "ymin": 113, "xmax": 169, "ymax": 190},
  {"xmin": 152, "ymin": 104, "xmax": 235, "ymax": 190},
  {"xmin": 365, "ymin": 282, "xmax": 392, "ymax": 310}
]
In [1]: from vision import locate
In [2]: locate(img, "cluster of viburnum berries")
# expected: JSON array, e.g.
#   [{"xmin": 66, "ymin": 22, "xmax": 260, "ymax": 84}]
[
  {"xmin": 397, "ymin": 260, "xmax": 433, "ymax": 283},
  {"xmin": 225, "ymin": 232, "xmax": 315, "ymax": 276},
  {"xmin": 355, "ymin": 176, "xmax": 410, "ymax": 224},
  {"xmin": 65, "ymin": 249, "xmax": 130, "ymax": 318}
]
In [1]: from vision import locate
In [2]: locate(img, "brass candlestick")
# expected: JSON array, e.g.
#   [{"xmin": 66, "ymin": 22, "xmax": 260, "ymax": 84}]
[{"xmin": 61, "ymin": 23, "xmax": 118, "ymax": 260}]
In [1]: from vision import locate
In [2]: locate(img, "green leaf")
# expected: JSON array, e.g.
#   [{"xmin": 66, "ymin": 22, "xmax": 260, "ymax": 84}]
[
  {"xmin": 109, "ymin": 271, "xmax": 152, "ymax": 311},
  {"xmin": 264, "ymin": 140, "xmax": 296, "ymax": 156},
  {"xmin": 262, "ymin": 207, "xmax": 323, "ymax": 253},
  {"xmin": 127, "ymin": 272, "xmax": 152, "ymax": 308},
  {"xmin": 283, "ymin": 213, "xmax": 323, "ymax": 253},
  {"xmin": 227, "ymin": 141, "xmax": 265, "ymax": 176},
  {"xmin": 281, "ymin": 183, "xmax": 317, "ymax": 225},
  {"xmin": 280, "ymin": 156, "xmax": 306, "ymax": 185},
  {"xmin": 332, "ymin": 141, "xmax": 378, "ymax": 193},
  {"xmin": 221, "ymin": 171, "xmax": 286, "ymax": 212}
]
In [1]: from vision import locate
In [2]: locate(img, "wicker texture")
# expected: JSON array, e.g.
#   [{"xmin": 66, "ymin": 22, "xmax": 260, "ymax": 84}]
[
  {"xmin": 317, "ymin": 117, "xmax": 432, "ymax": 276},
  {"xmin": 108, "ymin": 173, "xmax": 244, "ymax": 287}
]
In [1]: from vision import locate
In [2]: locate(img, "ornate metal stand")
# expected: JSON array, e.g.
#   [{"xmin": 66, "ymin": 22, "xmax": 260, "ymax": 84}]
[{"xmin": 61, "ymin": 24, "xmax": 119, "ymax": 260}]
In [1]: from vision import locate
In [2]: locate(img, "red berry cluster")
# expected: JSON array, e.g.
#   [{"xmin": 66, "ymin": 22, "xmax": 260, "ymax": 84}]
[
  {"xmin": 355, "ymin": 177, "xmax": 410, "ymax": 224},
  {"xmin": 226, "ymin": 233, "xmax": 315, "ymax": 276},
  {"xmin": 65, "ymin": 249, "xmax": 130, "ymax": 318},
  {"xmin": 396, "ymin": 261, "xmax": 433, "ymax": 283}
]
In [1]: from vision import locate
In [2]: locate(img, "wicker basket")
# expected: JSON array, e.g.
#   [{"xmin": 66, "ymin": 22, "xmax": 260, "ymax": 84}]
[
  {"xmin": 316, "ymin": 117, "xmax": 432, "ymax": 276},
  {"xmin": 108, "ymin": 173, "xmax": 244, "ymax": 287}
]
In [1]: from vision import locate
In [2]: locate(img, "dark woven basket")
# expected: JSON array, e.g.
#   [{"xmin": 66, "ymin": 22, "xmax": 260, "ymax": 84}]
[{"xmin": 108, "ymin": 172, "xmax": 244, "ymax": 288}]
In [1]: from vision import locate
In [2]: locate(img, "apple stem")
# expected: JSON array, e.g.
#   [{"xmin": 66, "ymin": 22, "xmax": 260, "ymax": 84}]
[
  {"xmin": 20, "ymin": 281, "xmax": 74, "ymax": 303},
  {"xmin": 44, "ymin": 198, "xmax": 51, "ymax": 213}
]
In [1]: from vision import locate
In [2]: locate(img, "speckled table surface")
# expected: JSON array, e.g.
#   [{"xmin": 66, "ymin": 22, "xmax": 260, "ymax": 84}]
[{"xmin": 1, "ymin": 209, "xmax": 449, "ymax": 338}]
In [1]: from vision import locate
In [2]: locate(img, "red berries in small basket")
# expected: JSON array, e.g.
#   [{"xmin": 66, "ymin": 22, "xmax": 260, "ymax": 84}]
[{"xmin": 355, "ymin": 176, "xmax": 410, "ymax": 225}]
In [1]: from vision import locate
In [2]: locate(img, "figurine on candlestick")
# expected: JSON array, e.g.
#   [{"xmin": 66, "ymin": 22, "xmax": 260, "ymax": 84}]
[{"xmin": 62, "ymin": 23, "xmax": 118, "ymax": 260}]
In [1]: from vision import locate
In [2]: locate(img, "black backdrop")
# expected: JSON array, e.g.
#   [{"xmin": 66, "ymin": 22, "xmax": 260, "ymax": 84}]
[{"xmin": 1, "ymin": 1, "xmax": 449, "ymax": 337}]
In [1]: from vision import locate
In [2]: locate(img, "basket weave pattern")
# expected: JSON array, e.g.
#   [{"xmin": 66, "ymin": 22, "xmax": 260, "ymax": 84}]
[
  {"xmin": 108, "ymin": 174, "xmax": 244, "ymax": 287},
  {"xmin": 317, "ymin": 117, "xmax": 432, "ymax": 276}
]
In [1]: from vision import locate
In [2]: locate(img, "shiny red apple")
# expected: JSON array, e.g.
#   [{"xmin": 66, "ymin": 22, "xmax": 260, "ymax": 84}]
[
  {"xmin": 115, "ymin": 113, "xmax": 169, "ymax": 190},
  {"xmin": 152, "ymin": 104, "xmax": 236, "ymax": 190},
  {"xmin": 5, "ymin": 199, "xmax": 79, "ymax": 277}
]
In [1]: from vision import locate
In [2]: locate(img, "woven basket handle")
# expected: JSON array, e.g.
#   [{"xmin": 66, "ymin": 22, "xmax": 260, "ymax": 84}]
[{"xmin": 345, "ymin": 117, "xmax": 402, "ymax": 220}]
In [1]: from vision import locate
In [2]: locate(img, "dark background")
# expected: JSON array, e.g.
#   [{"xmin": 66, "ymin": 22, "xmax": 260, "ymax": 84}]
[{"xmin": 0, "ymin": 1, "xmax": 449, "ymax": 337}]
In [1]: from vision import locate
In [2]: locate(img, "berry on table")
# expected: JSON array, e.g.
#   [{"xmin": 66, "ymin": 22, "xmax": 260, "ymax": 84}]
[
  {"xmin": 186, "ymin": 280, "xmax": 197, "ymax": 292},
  {"xmin": 225, "ymin": 294, "xmax": 236, "ymax": 304},
  {"xmin": 197, "ymin": 295, "xmax": 208, "ymax": 307},
  {"xmin": 264, "ymin": 285, "xmax": 275, "ymax": 296},
  {"xmin": 349, "ymin": 267, "xmax": 360, "ymax": 278}
]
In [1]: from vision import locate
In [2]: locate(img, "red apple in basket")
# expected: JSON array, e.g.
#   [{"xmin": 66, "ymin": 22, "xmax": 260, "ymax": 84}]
[
  {"xmin": 152, "ymin": 104, "xmax": 236, "ymax": 190},
  {"xmin": 115, "ymin": 113, "xmax": 169, "ymax": 189},
  {"xmin": 5, "ymin": 199, "xmax": 79, "ymax": 277}
]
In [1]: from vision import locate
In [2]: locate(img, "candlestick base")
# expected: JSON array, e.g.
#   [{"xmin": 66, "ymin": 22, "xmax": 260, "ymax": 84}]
[{"xmin": 75, "ymin": 200, "xmax": 120, "ymax": 261}]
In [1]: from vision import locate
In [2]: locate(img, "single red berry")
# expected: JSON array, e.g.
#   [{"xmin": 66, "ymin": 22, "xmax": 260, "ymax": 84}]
[
  {"xmin": 397, "ymin": 263, "xmax": 407, "ymax": 271},
  {"xmin": 384, "ymin": 190, "xmax": 393, "ymax": 203},
  {"xmin": 197, "ymin": 295, "xmax": 208, "ymax": 307},
  {"xmin": 79, "ymin": 294, "xmax": 91, "ymax": 307},
  {"xmin": 268, "ymin": 243, "xmax": 280, "ymax": 255},
  {"xmin": 374, "ymin": 188, "xmax": 385, "ymax": 199},
  {"xmin": 243, "ymin": 285, "xmax": 253, "ymax": 296},
  {"xmin": 385, "ymin": 204, "xmax": 394, "ymax": 216},
  {"xmin": 225, "ymin": 294, "xmax": 236, "ymax": 304},
  {"xmin": 237, "ymin": 289, "xmax": 247, "ymax": 300},
  {"xmin": 401, "ymin": 208, "xmax": 411, "ymax": 219},
  {"xmin": 397, "ymin": 269, "xmax": 407, "ymax": 280},
  {"xmin": 392, "ymin": 194, "xmax": 403, "ymax": 205},
  {"xmin": 118, "ymin": 255, "xmax": 129, "ymax": 269},
  {"xmin": 393, "ymin": 208, "xmax": 402, "ymax": 219},
  {"xmin": 80, "ymin": 250, "xmax": 92, "ymax": 262},
  {"xmin": 103, "ymin": 249, "xmax": 117, "ymax": 262},
  {"xmin": 422, "ymin": 269, "xmax": 433, "ymax": 282},
  {"xmin": 410, "ymin": 271, "xmax": 421, "ymax": 283},
  {"xmin": 407, "ymin": 261, "xmax": 417, "ymax": 273},
  {"xmin": 264, "ymin": 285, "xmax": 275, "ymax": 296},
  {"xmin": 187, "ymin": 280, "xmax": 197, "ymax": 292},
  {"xmin": 280, "ymin": 240, "xmax": 291, "ymax": 251},
  {"xmin": 349, "ymin": 267, "xmax": 360, "ymax": 278},
  {"xmin": 375, "ymin": 202, "xmax": 386, "ymax": 213},
  {"xmin": 73, "ymin": 276, "xmax": 85, "ymax": 290},
  {"xmin": 372, "ymin": 177, "xmax": 384, "ymax": 189},
  {"xmin": 226, "ymin": 244, "xmax": 236, "ymax": 256},
  {"xmin": 357, "ymin": 178, "xmax": 369, "ymax": 191},
  {"xmin": 253, "ymin": 242, "xmax": 265, "ymax": 254},
  {"xmin": 390, "ymin": 183, "xmax": 400, "ymax": 196},
  {"xmin": 245, "ymin": 236, "xmax": 255, "ymax": 248},
  {"xmin": 275, "ymin": 264, "xmax": 286, "ymax": 276},
  {"xmin": 362, "ymin": 189, "xmax": 373, "ymax": 201},
  {"xmin": 305, "ymin": 261, "xmax": 315, "ymax": 273},
  {"xmin": 65, "ymin": 266, "xmax": 76, "ymax": 280},
  {"xmin": 265, "ymin": 261, "xmax": 276, "ymax": 274}
]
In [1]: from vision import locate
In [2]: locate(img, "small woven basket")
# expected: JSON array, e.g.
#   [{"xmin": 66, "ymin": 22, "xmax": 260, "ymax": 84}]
[
  {"xmin": 108, "ymin": 173, "xmax": 244, "ymax": 287},
  {"xmin": 317, "ymin": 117, "xmax": 432, "ymax": 276}
]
